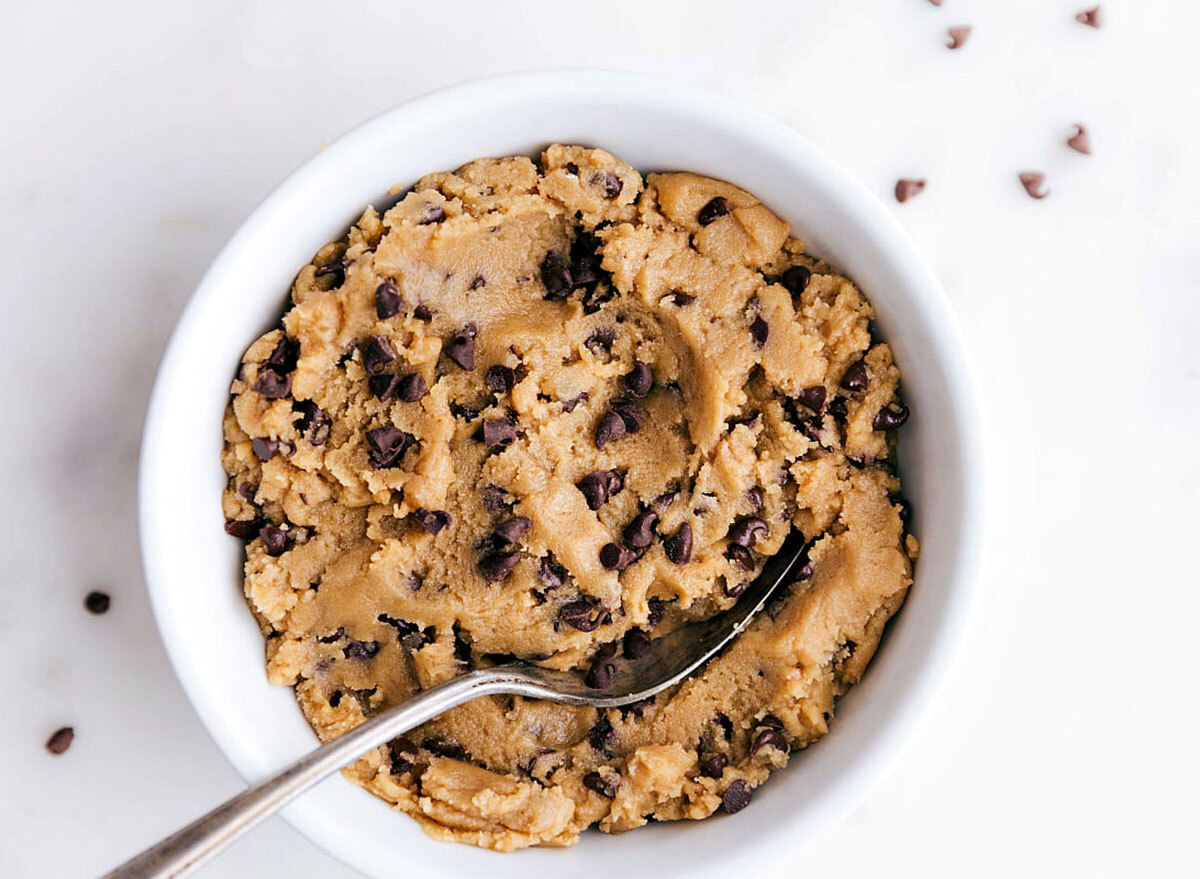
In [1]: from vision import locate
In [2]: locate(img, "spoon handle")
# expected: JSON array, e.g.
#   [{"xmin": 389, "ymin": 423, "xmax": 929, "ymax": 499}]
[{"xmin": 100, "ymin": 669, "xmax": 512, "ymax": 879}]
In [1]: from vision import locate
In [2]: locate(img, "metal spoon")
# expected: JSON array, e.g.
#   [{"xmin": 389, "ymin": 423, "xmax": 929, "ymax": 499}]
[{"xmin": 102, "ymin": 535, "xmax": 806, "ymax": 879}]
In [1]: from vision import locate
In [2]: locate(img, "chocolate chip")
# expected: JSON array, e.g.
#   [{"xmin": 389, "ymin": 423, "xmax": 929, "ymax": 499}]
[
  {"xmin": 594, "ymin": 171, "xmax": 623, "ymax": 198},
  {"xmin": 605, "ymin": 470, "xmax": 626, "ymax": 496},
  {"xmin": 444, "ymin": 327, "xmax": 477, "ymax": 370},
  {"xmin": 252, "ymin": 369, "xmax": 291, "ymax": 399},
  {"xmin": 450, "ymin": 401, "xmax": 479, "ymax": 421},
  {"xmin": 368, "ymin": 373, "xmax": 400, "ymax": 401},
  {"xmin": 541, "ymin": 251, "xmax": 573, "ymax": 299},
  {"xmin": 225, "ymin": 518, "xmax": 257, "ymax": 539},
  {"xmin": 494, "ymin": 516, "xmax": 532, "ymax": 545},
  {"xmin": 566, "ymin": 162, "xmax": 579, "ymax": 175},
  {"xmin": 873, "ymin": 403, "xmax": 910, "ymax": 431},
  {"xmin": 609, "ymin": 398, "xmax": 644, "ymax": 433},
  {"xmin": 585, "ymin": 642, "xmax": 619, "ymax": 689},
  {"xmin": 572, "ymin": 255, "xmax": 603, "ymax": 288},
  {"xmin": 583, "ymin": 770, "xmax": 619, "ymax": 798},
  {"xmin": 697, "ymin": 196, "xmax": 730, "ymax": 226},
  {"xmin": 1067, "ymin": 123, "xmax": 1092, "ymax": 155},
  {"xmin": 1075, "ymin": 6, "xmax": 1100, "ymax": 27},
  {"xmin": 485, "ymin": 364, "xmax": 516, "ymax": 394},
  {"xmin": 482, "ymin": 484, "xmax": 512, "ymax": 512},
  {"xmin": 45, "ymin": 726, "xmax": 74, "ymax": 755},
  {"xmin": 670, "ymin": 291, "xmax": 696, "ymax": 307},
  {"xmin": 388, "ymin": 735, "xmax": 418, "ymax": 773},
  {"xmin": 362, "ymin": 336, "xmax": 397, "ymax": 375},
  {"xmin": 894, "ymin": 178, "xmax": 927, "ymax": 203},
  {"xmin": 396, "ymin": 373, "xmax": 427, "ymax": 402},
  {"xmin": 623, "ymin": 510, "xmax": 659, "ymax": 549},
  {"xmin": 328, "ymin": 690, "xmax": 343, "ymax": 708},
  {"xmin": 412, "ymin": 508, "xmax": 451, "ymax": 534},
  {"xmin": 746, "ymin": 486, "xmax": 764, "ymax": 511},
  {"xmin": 469, "ymin": 274, "xmax": 486, "ymax": 290},
  {"xmin": 365, "ymin": 426, "xmax": 412, "ymax": 469},
  {"xmin": 481, "ymin": 418, "xmax": 517, "ymax": 451},
  {"xmin": 538, "ymin": 554, "xmax": 567, "ymax": 590},
  {"xmin": 419, "ymin": 204, "xmax": 446, "ymax": 225},
  {"xmin": 258, "ymin": 524, "xmax": 288, "ymax": 556},
  {"xmin": 558, "ymin": 599, "xmax": 606, "ymax": 632},
  {"xmin": 758, "ymin": 714, "xmax": 784, "ymax": 731},
  {"xmin": 794, "ymin": 385, "xmax": 827, "ymax": 415},
  {"xmin": 946, "ymin": 25, "xmax": 971, "ymax": 49},
  {"xmin": 562, "ymin": 392, "xmax": 589, "ymax": 412},
  {"xmin": 664, "ymin": 522, "xmax": 693, "ymax": 564},
  {"xmin": 625, "ymin": 361, "xmax": 653, "ymax": 397},
  {"xmin": 251, "ymin": 437, "xmax": 285, "ymax": 461},
  {"xmin": 264, "ymin": 336, "xmax": 300, "ymax": 374},
  {"xmin": 375, "ymin": 280, "xmax": 404, "ymax": 319},
  {"xmin": 422, "ymin": 737, "xmax": 466, "ymax": 759},
  {"xmin": 729, "ymin": 517, "xmax": 769, "ymax": 547},
  {"xmin": 699, "ymin": 752, "xmax": 728, "ymax": 778},
  {"xmin": 413, "ymin": 303, "xmax": 432, "ymax": 321},
  {"xmin": 795, "ymin": 415, "xmax": 823, "ymax": 442},
  {"xmin": 585, "ymin": 326, "xmax": 615, "ymax": 356},
  {"xmin": 595, "ymin": 410, "xmax": 626, "ymax": 449},
  {"xmin": 840, "ymin": 359, "xmax": 869, "ymax": 393},
  {"xmin": 84, "ymin": 591, "xmax": 110, "ymax": 615},
  {"xmin": 647, "ymin": 598, "xmax": 667, "ymax": 628},
  {"xmin": 343, "ymin": 639, "xmax": 380, "ymax": 660},
  {"xmin": 750, "ymin": 727, "xmax": 790, "ymax": 757},
  {"xmin": 725, "ymin": 543, "xmax": 755, "ymax": 571},
  {"xmin": 314, "ymin": 260, "xmax": 345, "ymax": 285},
  {"xmin": 827, "ymin": 396, "xmax": 848, "ymax": 423},
  {"xmin": 317, "ymin": 627, "xmax": 345, "ymax": 643},
  {"xmin": 749, "ymin": 315, "xmax": 769, "ymax": 348},
  {"xmin": 622, "ymin": 628, "xmax": 652, "ymax": 659},
  {"xmin": 723, "ymin": 578, "xmax": 747, "ymax": 599},
  {"xmin": 578, "ymin": 471, "xmax": 612, "ymax": 510},
  {"xmin": 479, "ymin": 550, "xmax": 521, "ymax": 582},
  {"xmin": 778, "ymin": 265, "xmax": 811, "ymax": 296},
  {"xmin": 722, "ymin": 779, "xmax": 752, "ymax": 814},
  {"xmin": 652, "ymin": 485, "xmax": 679, "ymax": 510},
  {"xmin": 599, "ymin": 542, "xmax": 640, "ymax": 571},
  {"xmin": 589, "ymin": 714, "xmax": 615, "ymax": 751},
  {"xmin": 293, "ymin": 401, "xmax": 331, "ymax": 445},
  {"xmin": 1019, "ymin": 171, "xmax": 1049, "ymax": 200}
]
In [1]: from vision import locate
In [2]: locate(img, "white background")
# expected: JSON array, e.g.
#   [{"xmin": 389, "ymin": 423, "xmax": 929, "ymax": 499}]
[{"xmin": 2, "ymin": 0, "xmax": 1197, "ymax": 876}]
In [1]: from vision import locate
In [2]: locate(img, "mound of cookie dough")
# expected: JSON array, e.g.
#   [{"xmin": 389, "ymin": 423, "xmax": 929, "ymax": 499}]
[{"xmin": 221, "ymin": 145, "xmax": 917, "ymax": 851}]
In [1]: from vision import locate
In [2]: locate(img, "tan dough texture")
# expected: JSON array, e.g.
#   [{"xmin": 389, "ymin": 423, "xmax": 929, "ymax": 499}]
[{"xmin": 220, "ymin": 145, "xmax": 917, "ymax": 851}]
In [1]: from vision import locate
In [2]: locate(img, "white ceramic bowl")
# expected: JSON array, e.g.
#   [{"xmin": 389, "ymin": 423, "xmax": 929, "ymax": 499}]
[{"xmin": 139, "ymin": 70, "xmax": 986, "ymax": 879}]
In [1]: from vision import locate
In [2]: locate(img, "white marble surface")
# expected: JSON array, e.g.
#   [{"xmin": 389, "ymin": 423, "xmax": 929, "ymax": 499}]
[{"xmin": 2, "ymin": 1, "xmax": 1197, "ymax": 876}]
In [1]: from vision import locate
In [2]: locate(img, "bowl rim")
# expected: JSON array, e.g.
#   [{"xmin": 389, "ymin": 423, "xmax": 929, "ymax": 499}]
[{"xmin": 138, "ymin": 68, "xmax": 988, "ymax": 877}]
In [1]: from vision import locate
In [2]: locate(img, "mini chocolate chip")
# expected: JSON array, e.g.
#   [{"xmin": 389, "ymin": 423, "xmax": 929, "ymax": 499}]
[
  {"xmin": 294, "ymin": 401, "xmax": 330, "ymax": 445},
  {"xmin": 670, "ymin": 290, "xmax": 696, "ymax": 306},
  {"xmin": 46, "ymin": 726, "xmax": 74, "ymax": 755},
  {"xmin": 597, "ymin": 171, "xmax": 623, "ymax": 198},
  {"xmin": 749, "ymin": 315, "xmax": 769, "ymax": 348},
  {"xmin": 585, "ymin": 642, "xmax": 619, "ymax": 689},
  {"xmin": 1019, "ymin": 171, "xmax": 1049, "ymax": 200},
  {"xmin": 252, "ymin": 368, "xmax": 292, "ymax": 399},
  {"xmin": 412, "ymin": 508, "xmax": 451, "ymax": 535},
  {"xmin": 946, "ymin": 25, "xmax": 971, "ymax": 49},
  {"xmin": 623, "ymin": 510, "xmax": 659, "ymax": 549},
  {"xmin": 589, "ymin": 714, "xmax": 615, "ymax": 751},
  {"xmin": 1067, "ymin": 123, "xmax": 1092, "ymax": 155},
  {"xmin": 725, "ymin": 543, "xmax": 755, "ymax": 571},
  {"xmin": 365, "ymin": 426, "xmax": 412, "ymax": 469},
  {"xmin": 795, "ymin": 385, "xmax": 827, "ymax": 415},
  {"xmin": 595, "ymin": 410, "xmax": 627, "ymax": 449},
  {"xmin": 317, "ymin": 627, "xmax": 345, "ymax": 643},
  {"xmin": 396, "ymin": 373, "xmax": 427, "ymax": 402},
  {"xmin": 558, "ymin": 599, "xmax": 606, "ymax": 632},
  {"xmin": 746, "ymin": 486, "xmax": 765, "ymax": 511},
  {"xmin": 895, "ymin": 179, "xmax": 927, "ymax": 203},
  {"xmin": 699, "ymin": 752, "xmax": 728, "ymax": 778},
  {"xmin": 494, "ymin": 516, "xmax": 532, "ymax": 545},
  {"xmin": 583, "ymin": 770, "xmax": 619, "ymax": 798},
  {"xmin": 729, "ymin": 517, "xmax": 768, "ymax": 547},
  {"xmin": 541, "ymin": 251, "xmax": 573, "ymax": 299},
  {"xmin": 84, "ymin": 591, "xmax": 110, "ymax": 615},
  {"xmin": 840, "ymin": 360, "xmax": 869, "ymax": 393},
  {"xmin": 422, "ymin": 737, "xmax": 466, "ymax": 759},
  {"xmin": 479, "ymin": 551, "xmax": 520, "ymax": 582},
  {"xmin": 444, "ymin": 328, "xmax": 477, "ymax": 370},
  {"xmin": 585, "ymin": 326, "xmax": 615, "ymax": 356},
  {"xmin": 314, "ymin": 260, "xmax": 345, "ymax": 285},
  {"xmin": 388, "ymin": 735, "xmax": 418, "ymax": 773},
  {"xmin": 566, "ymin": 162, "xmax": 580, "ymax": 175},
  {"xmin": 781, "ymin": 265, "xmax": 812, "ymax": 295},
  {"xmin": 538, "ymin": 555, "xmax": 567, "ymax": 590},
  {"xmin": 368, "ymin": 373, "xmax": 400, "ymax": 401},
  {"xmin": 362, "ymin": 336, "xmax": 397, "ymax": 375},
  {"xmin": 329, "ymin": 690, "xmax": 343, "ymax": 708},
  {"xmin": 578, "ymin": 471, "xmax": 612, "ymax": 510},
  {"xmin": 873, "ymin": 403, "xmax": 910, "ymax": 431},
  {"xmin": 723, "ymin": 578, "xmax": 748, "ymax": 599},
  {"xmin": 485, "ymin": 364, "xmax": 516, "ymax": 393},
  {"xmin": 1075, "ymin": 6, "xmax": 1100, "ymax": 27},
  {"xmin": 343, "ymin": 639, "xmax": 380, "ymax": 660},
  {"xmin": 625, "ymin": 361, "xmax": 653, "ymax": 397},
  {"xmin": 562, "ymin": 392, "xmax": 589, "ymax": 412},
  {"xmin": 419, "ymin": 204, "xmax": 446, "ymax": 225},
  {"xmin": 722, "ymin": 779, "xmax": 752, "ymax": 814},
  {"xmin": 647, "ymin": 598, "xmax": 667, "ymax": 628},
  {"xmin": 375, "ymin": 280, "xmax": 404, "ymax": 319},
  {"xmin": 413, "ymin": 303, "xmax": 432, "ymax": 321},
  {"xmin": 259, "ymin": 524, "xmax": 288, "ymax": 556},
  {"xmin": 599, "ymin": 542, "xmax": 639, "ymax": 571},
  {"xmin": 664, "ymin": 522, "xmax": 693, "ymax": 565},
  {"xmin": 623, "ymin": 628, "xmax": 652, "ymax": 659},
  {"xmin": 697, "ymin": 196, "xmax": 730, "ymax": 226},
  {"xmin": 609, "ymin": 398, "xmax": 644, "ymax": 433},
  {"xmin": 469, "ymin": 274, "xmax": 486, "ymax": 290},
  {"xmin": 224, "ymin": 519, "xmax": 258, "ymax": 539},
  {"xmin": 481, "ymin": 418, "xmax": 517, "ymax": 451},
  {"xmin": 751, "ymin": 727, "xmax": 790, "ymax": 757}
]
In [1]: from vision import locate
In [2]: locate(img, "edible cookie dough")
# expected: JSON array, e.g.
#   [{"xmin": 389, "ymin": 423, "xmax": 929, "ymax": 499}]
[{"xmin": 221, "ymin": 145, "xmax": 918, "ymax": 851}]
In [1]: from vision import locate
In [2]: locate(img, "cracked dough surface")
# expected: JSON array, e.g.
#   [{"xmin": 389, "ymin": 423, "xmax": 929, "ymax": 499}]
[{"xmin": 220, "ymin": 145, "xmax": 917, "ymax": 851}]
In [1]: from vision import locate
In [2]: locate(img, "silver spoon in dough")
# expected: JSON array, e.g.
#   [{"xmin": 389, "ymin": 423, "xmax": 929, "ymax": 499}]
[{"xmin": 101, "ymin": 535, "xmax": 808, "ymax": 879}]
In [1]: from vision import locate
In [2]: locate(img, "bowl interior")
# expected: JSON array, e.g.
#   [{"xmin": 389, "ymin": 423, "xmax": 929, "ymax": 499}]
[{"xmin": 139, "ymin": 71, "xmax": 985, "ymax": 879}]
